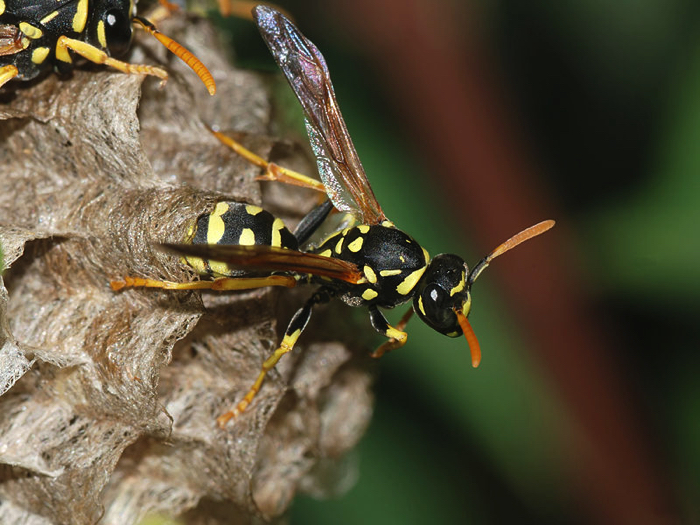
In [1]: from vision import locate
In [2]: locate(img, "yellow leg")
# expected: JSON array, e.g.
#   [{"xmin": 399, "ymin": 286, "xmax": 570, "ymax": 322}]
[
  {"xmin": 0, "ymin": 65, "xmax": 19, "ymax": 89},
  {"xmin": 369, "ymin": 306, "xmax": 411, "ymax": 358},
  {"xmin": 56, "ymin": 36, "xmax": 168, "ymax": 84},
  {"xmin": 216, "ymin": 286, "xmax": 331, "ymax": 426},
  {"xmin": 217, "ymin": 328, "xmax": 301, "ymax": 427},
  {"xmin": 371, "ymin": 325, "xmax": 408, "ymax": 358},
  {"xmin": 211, "ymin": 130, "xmax": 326, "ymax": 193},
  {"xmin": 110, "ymin": 274, "xmax": 297, "ymax": 291}
]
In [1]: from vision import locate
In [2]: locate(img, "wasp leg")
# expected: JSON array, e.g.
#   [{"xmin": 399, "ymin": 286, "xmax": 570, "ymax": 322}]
[
  {"xmin": 217, "ymin": 286, "xmax": 335, "ymax": 427},
  {"xmin": 132, "ymin": 17, "xmax": 216, "ymax": 95},
  {"xmin": 56, "ymin": 36, "xmax": 168, "ymax": 84},
  {"xmin": 0, "ymin": 65, "xmax": 19, "ymax": 89},
  {"xmin": 211, "ymin": 130, "xmax": 326, "ymax": 193},
  {"xmin": 110, "ymin": 274, "xmax": 297, "ymax": 291},
  {"xmin": 368, "ymin": 305, "xmax": 410, "ymax": 358}
]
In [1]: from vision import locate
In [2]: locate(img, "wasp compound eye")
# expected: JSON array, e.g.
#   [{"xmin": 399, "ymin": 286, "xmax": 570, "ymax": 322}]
[
  {"xmin": 418, "ymin": 283, "xmax": 459, "ymax": 334},
  {"xmin": 103, "ymin": 8, "xmax": 133, "ymax": 57}
]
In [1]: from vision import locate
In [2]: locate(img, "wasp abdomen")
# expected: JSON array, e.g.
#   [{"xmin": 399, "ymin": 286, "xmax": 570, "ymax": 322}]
[{"xmin": 185, "ymin": 202, "xmax": 298, "ymax": 278}]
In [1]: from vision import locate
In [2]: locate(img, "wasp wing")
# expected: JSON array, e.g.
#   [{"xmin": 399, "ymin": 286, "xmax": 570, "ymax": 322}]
[
  {"xmin": 253, "ymin": 6, "xmax": 387, "ymax": 225},
  {"xmin": 160, "ymin": 243, "xmax": 363, "ymax": 284},
  {"xmin": 0, "ymin": 25, "xmax": 22, "ymax": 57}
]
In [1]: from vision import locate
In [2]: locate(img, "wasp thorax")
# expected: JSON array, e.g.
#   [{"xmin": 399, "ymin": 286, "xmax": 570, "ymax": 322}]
[
  {"xmin": 413, "ymin": 254, "xmax": 471, "ymax": 337},
  {"xmin": 314, "ymin": 224, "xmax": 429, "ymax": 309}
]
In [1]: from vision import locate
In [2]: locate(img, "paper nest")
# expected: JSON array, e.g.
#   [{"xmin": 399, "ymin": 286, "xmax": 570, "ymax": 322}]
[{"xmin": 0, "ymin": 14, "xmax": 373, "ymax": 525}]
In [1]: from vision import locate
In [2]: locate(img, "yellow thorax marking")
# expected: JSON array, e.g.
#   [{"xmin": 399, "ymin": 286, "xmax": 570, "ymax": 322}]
[
  {"xmin": 40, "ymin": 11, "xmax": 60, "ymax": 25},
  {"xmin": 347, "ymin": 236, "xmax": 364, "ymax": 252},
  {"xmin": 19, "ymin": 22, "xmax": 43, "ymax": 40},
  {"xmin": 31, "ymin": 47, "xmax": 50, "ymax": 64},
  {"xmin": 362, "ymin": 288, "xmax": 378, "ymax": 301}
]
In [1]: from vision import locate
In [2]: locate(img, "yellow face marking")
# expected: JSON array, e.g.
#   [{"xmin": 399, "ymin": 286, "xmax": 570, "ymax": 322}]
[
  {"xmin": 206, "ymin": 202, "xmax": 229, "ymax": 244},
  {"xmin": 418, "ymin": 295, "xmax": 426, "ymax": 315},
  {"xmin": 97, "ymin": 20, "xmax": 107, "ymax": 49},
  {"xmin": 40, "ymin": 11, "xmax": 60, "ymax": 25},
  {"xmin": 396, "ymin": 266, "xmax": 427, "ymax": 296},
  {"xmin": 358, "ymin": 225, "xmax": 370, "ymax": 234},
  {"xmin": 363, "ymin": 265, "xmax": 377, "ymax": 284},
  {"xmin": 19, "ymin": 22, "xmax": 43, "ymax": 40},
  {"xmin": 347, "ymin": 236, "xmax": 364, "ymax": 253},
  {"xmin": 461, "ymin": 294, "xmax": 472, "ymax": 317},
  {"xmin": 450, "ymin": 272, "xmax": 466, "ymax": 296},
  {"xmin": 271, "ymin": 218, "xmax": 285, "ymax": 247},
  {"xmin": 239, "ymin": 228, "xmax": 256, "ymax": 246},
  {"xmin": 246, "ymin": 205, "xmax": 263, "ymax": 216},
  {"xmin": 319, "ymin": 249, "xmax": 332, "ymax": 258},
  {"xmin": 73, "ymin": 0, "xmax": 89, "ymax": 33},
  {"xmin": 334, "ymin": 236, "xmax": 344, "ymax": 254},
  {"xmin": 362, "ymin": 288, "xmax": 378, "ymax": 301},
  {"xmin": 379, "ymin": 269, "xmax": 402, "ymax": 277},
  {"xmin": 31, "ymin": 47, "xmax": 51, "ymax": 65}
]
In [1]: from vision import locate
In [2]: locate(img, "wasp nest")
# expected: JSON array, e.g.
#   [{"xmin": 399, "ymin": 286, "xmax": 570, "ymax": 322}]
[{"xmin": 0, "ymin": 14, "xmax": 373, "ymax": 525}]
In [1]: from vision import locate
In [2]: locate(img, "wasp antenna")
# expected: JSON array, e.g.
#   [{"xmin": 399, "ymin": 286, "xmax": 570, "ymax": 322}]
[
  {"xmin": 469, "ymin": 219, "xmax": 555, "ymax": 285},
  {"xmin": 455, "ymin": 309, "xmax": 481, "ymax": 368},
  {"xmin": 133, "ymin": 16, "xmax": 216, "ymax": 95}
]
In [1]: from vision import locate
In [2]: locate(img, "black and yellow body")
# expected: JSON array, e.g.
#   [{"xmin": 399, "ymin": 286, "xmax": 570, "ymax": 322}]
[
  {"xmin": 0, "ymin": 0, "xmax": 136, "ymax": 81},
  {"xmin": 310, "ymin": 223, "xmax": 429, "ymax": 310},
  {"xmin": 112, "ymin": 5, "xmax": 555, "ymax": 425},
  {"xmin": 0, "ymin": 0, "xmax": 216, "ymax": 93},
  {"xmin": 184, "ymin": 201, "xmax": 299, "ymax": 277}
]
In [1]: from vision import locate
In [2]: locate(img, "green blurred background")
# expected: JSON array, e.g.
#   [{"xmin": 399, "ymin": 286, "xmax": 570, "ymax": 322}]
[{"xmin": 213, "ymin": 0, "xmax": 700, "ymax": 522}]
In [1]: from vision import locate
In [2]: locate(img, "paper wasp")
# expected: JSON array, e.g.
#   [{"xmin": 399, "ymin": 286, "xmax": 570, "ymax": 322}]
[
  {"xmin": 0, "ymin": 0, "xmax": 215, "ymax": 94},
  {"xmin": 112, "ymin": 5, "xmax": 554, "ymax": 426}
]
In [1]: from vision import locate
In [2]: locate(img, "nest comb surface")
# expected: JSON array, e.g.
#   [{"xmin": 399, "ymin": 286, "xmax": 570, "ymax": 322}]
[{"xmin": 0, "ymin": 14, "xmax": 373, "ymax": 525}]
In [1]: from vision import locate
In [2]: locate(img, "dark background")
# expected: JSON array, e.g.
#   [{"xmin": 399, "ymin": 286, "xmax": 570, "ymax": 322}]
[{"xmin": 218, "ymin": 0, "xmax": 700, "ymax": 523}]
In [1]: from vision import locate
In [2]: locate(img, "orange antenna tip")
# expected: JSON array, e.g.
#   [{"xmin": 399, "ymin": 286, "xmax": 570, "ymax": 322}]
[
  {"xmin": 469, "ymin": 219, "xmax": 555, "ymax": 285},
  {"xmin": 488, "ymin": 219, "xmax": 555, "ymax": 261}
]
